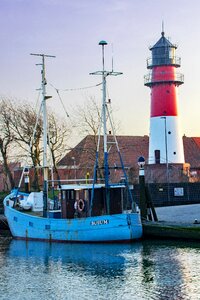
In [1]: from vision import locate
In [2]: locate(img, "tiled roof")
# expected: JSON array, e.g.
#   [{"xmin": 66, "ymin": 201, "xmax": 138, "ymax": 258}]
[
  {"xmin": 58, "ymin": 135, "xmax": 148, "ymax": 170},
  {"xmin": 59, "ymin": 135, "xmax": 200, "ymax": 170},
  {"xmin": 58, "ymin": 135, "xmax": 98, "ymax": 168},
  {"xmin": 193, "ymin": 137, "xmax": 200, "ymax": 148},
  {"xmin": 183, "ymin": 136, "xmax": 200, "ymax": 168}
]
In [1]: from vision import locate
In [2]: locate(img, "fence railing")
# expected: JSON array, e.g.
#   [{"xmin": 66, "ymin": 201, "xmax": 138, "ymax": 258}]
[
  {"xmin": 144, "ymin": 72, "xmax": 184, "ymax": 86},
  {"xmin": 132, "ymin": 182, "xmax": 200, "ymax": 207}
]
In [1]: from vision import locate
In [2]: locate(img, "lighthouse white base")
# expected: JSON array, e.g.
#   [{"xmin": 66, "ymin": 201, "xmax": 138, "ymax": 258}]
[{"xmin": 148, "ymin": 116, "xmax": 185, "ymax": 164}]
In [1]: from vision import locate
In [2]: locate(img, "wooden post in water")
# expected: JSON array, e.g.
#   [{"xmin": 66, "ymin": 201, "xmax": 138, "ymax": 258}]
[{"xmin": 138, "ymin": 156, "xmax": 158, "ymax": 222}]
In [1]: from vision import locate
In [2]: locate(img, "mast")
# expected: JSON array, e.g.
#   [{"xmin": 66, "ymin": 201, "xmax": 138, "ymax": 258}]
[
  {"xmin": 30, "ymin": 53, "xmax": 55, "ymax": 217},
  {"xmin": 101, "ymin": 41, "xmax": 109, "ymax": 189},
  {"xmin": 90, "ymin": 41, "xmax": 122, "ymax": 214}
]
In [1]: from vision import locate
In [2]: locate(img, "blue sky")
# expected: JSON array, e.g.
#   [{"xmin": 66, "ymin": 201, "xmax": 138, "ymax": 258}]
[{"xmin": 1, "ymin": 0, "xmax": 200, "ymax": 139}]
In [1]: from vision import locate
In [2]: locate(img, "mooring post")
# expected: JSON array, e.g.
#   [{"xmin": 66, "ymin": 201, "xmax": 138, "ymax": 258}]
[
  {"xmin": 24, "ymin": 168, "xmax": 30, "ymax": 193},
  {"xmin": 138, "ymin": 156, "xmax": 147, "ymax": 221}
]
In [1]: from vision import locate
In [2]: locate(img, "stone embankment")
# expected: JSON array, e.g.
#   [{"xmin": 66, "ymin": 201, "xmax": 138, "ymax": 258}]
[{"xmin": 143, "ymin": 204, "xmax": 200, "ymax": 240}]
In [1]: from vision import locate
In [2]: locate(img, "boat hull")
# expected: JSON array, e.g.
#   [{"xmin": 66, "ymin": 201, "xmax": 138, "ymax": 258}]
[{"xmin": 4, "ymin": 196, "xmax": 142, "ymax": 243}]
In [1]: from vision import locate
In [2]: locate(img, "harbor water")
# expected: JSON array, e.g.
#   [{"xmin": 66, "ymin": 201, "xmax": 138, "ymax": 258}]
[{"xmin": 0, "ymin": 235, "xmax": 200, "ymax": 300}]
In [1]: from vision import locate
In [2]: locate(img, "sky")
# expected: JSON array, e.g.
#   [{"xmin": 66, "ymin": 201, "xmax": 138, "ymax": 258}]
[{"xmin": 1, "ymin": 0, "xmax": 200, "ymax": 144}]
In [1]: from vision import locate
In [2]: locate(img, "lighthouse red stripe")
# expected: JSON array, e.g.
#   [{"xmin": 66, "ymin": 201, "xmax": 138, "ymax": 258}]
[
  {"xmin": 151, "ymin": 84, "xmax": 178, "ymax": 117},
  {"xmin": 150, "ymin": 66, "xmax": 178, "ymax": 117}
]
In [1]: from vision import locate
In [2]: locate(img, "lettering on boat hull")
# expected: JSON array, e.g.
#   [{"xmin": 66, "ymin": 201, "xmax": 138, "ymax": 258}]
[{"xmin": 90, "ymin": 220, "xmax": 109, "ymax": 226}]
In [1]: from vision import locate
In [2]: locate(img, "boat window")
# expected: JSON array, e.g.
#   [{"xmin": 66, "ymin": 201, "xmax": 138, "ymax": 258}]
[
  {"xmin": 65, "ymin": 190, "xmax": 75, "ymax": 200},
  {"xmin": 45, "ymin": 225, "xmax": 50, "ymax": 230},
  {"xmin": 75, "ymin": 190, "xmax": 79, "ymax": 200},
  {"xmin": 84, "ymin": 190, "xmax": 89, "ymax": 201},
  {"xmin": 13, "ymin": 216, "xmax": 18, "ymax": 222},
  {"xmin": 29, "ymin": 222, "xmax": 33, "ymax": 227}
]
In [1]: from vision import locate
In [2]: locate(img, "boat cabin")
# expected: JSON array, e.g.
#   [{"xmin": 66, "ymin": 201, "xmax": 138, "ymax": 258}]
[{"xmin": 59, "ymin": 183, "xmax": 132, "ymax": 219}]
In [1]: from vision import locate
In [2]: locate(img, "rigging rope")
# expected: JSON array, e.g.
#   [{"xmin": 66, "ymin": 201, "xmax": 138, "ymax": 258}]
[
  {"xmin": 52, "ymin": 81, "xmax": 102, "ymax": 92},
  {"xmin": 55, "ymin": 88, "xmax": 70, "ymax": 118},
  {"xmin": 49, "ymin": 83, "xmax": 71, "ymax": 120},
  {"xmin": 49, "ymin": 81, "xmax": 102, "ymax": 121}
]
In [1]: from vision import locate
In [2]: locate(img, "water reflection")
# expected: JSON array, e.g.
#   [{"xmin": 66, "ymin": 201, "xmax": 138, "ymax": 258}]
[
  {"xmin": 0, "ymin": 237, "xmax": 199, "ymax": 300},
  {"xmin": 140, "ymin": 240, "xmax": 187, "ymax": 300},
  {"xmin": 9, "ymin": 239, "xmax": 137, "ymax": 278}
]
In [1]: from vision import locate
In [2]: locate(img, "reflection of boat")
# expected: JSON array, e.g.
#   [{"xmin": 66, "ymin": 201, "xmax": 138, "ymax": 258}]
[
  {"xmin": 9, "ymin": 240, "xmax": 130, "ymax": 268},
  {"xmin": 4, "ymin": 42, "xmax": 142, "ymax": 243},
  {"xmin": 8, "ymin": 240, "xmax": 143, "ymax": 281}
]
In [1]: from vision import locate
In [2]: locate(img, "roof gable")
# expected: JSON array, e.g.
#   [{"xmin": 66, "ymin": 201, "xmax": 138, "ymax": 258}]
[{"xmin": 58, "ymin": 135, "xmax": 149, "ymax": 169}]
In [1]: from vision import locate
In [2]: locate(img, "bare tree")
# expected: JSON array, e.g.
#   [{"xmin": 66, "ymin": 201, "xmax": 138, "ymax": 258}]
[
  {"xmin": 73, "ymin": 96, "xmax": 101, "ymax": 137},
  {"xmin": 0, "ymin": 98, "xmax": 15, "ymax": 189},
  {"xmin": 73, "ymin": 95, "xmax": 120, "ymax": 138},
  {"xmin": 72, "ymin": 96, "xmax": 101, "ymax": 175},
  {"xmin": 8, "ymin": 98, "xmax": 72, "ymax": 189},
  {"xmin": 72, "ymin": 96, "xmax": 120, "ymax": 180},
  {"xmin": 9, "ymin": 101, "xmax": 42, "ymax": 190},
  {"xmin": 0, "ymin": 96, "xmax": 73, "ymax": 190},
  {"xmin": 48, "ymin": 112, "xmax": 71, "ymax": 181}
]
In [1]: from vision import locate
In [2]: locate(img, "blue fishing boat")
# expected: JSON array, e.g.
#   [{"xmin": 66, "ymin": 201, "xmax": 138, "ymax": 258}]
[{"xmin": 4, "ymin": 41, "xmax": 142, "ymax": 243}]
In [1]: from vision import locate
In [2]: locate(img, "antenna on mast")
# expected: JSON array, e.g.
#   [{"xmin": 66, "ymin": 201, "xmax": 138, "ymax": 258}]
[
  {"xmin": 161, "ymin": 20, "xmax": 165, "ymax": 36},
  {"xmin": 111, "ymin": 43, "xmax": 114, "ymax": 72}
]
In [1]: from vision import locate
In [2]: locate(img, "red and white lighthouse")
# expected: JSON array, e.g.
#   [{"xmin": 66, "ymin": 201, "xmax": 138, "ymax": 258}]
[{"xmin": 144, "ymin": 30, "xmax": 185, "ymax": 165}]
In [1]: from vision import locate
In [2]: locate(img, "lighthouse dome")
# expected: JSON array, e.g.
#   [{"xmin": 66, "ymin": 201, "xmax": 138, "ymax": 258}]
[
  {"xmin": 149, "ymin": 32, "xmax": 179, "ymax": 67},
  {"xmin": 150, "ymin": 31, "xmax": 176, "ymax": 50}
]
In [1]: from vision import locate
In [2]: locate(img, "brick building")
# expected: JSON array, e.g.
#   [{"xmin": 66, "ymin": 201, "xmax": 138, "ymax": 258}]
[
  {"xmin": 8, "ymin": 135, "xmax": 200, "ymax": 206},
  {"xmin": 57, "ymin": 135, "xmax": 200, "ymax": 184},
  {"xmin": 0, "ymin": 162, "xmax": 21, "ymax": 191}
]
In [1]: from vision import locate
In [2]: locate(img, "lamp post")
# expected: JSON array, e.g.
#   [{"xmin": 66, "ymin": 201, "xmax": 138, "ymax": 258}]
[{"xmin": 161, "ymin": 116, "xmax": 170, "ymax": 202}]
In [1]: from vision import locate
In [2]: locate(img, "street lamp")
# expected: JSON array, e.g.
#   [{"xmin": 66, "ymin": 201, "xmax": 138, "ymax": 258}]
[{"xmin": 161, "ymin": 116, "xmax": 170, "ymax": 202}]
